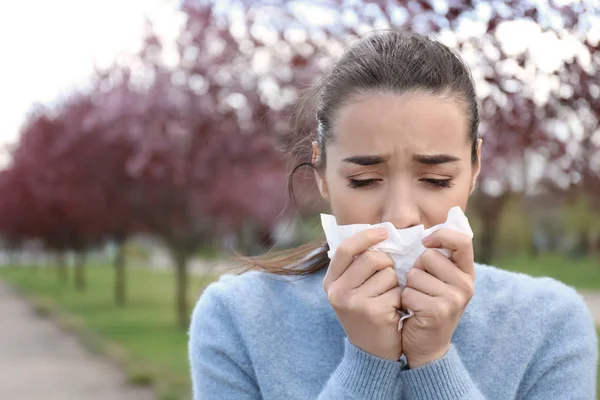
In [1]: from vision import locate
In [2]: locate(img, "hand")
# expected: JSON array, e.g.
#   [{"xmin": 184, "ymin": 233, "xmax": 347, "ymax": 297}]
[
  {"xmin": 323, "ymin": 228, "xmax": 403, "ymax": 361},
  {"xmin": 401, "ymin": 228, "xmax": 475, "ymax": 368}
]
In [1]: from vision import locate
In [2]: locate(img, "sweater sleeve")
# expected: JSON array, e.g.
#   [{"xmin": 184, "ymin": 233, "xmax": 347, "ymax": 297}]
[
  {"xmin": 189, "ymin": 279, "xmax": 405, "ymax": 400},
  {"xmin": 317, "ymin": 338, "xmax": 404, "ymax": 400},
  {"xmin": 401, "ymin": 345, "xmax": 485, "ymax": 399},
  {"xmin": 516, "ymin": 279, "xmax": 598, "ymax": 399}
]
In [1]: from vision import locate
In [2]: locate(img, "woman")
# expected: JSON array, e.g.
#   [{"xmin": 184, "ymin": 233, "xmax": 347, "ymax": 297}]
[{"xmin": 189, "ymin": 31, "xmax": 598, "ymax": 399}]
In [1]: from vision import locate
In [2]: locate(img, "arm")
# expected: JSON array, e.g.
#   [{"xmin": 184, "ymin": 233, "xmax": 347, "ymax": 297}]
[
  {"xmin": 189, "ymin": 281, "xmax": 261, "ymax": 400},
  {"xmin": 189, "ymin": 280, "xmax": 405, "ymax": 400},
  {"xmin": 516, "ymin": 280, "xmax": 598, "ymax": 399}
]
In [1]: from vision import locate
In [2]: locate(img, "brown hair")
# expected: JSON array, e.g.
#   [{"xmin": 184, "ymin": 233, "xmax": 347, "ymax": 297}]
[{"xmin": 240, "ymin": 30, "xmax": 480, "ymax": 276}]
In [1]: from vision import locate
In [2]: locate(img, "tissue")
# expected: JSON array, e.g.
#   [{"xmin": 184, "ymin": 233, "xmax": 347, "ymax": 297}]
[{"xmin": 320, "ymin": 206, "xmax": 473, "ymax": 330}]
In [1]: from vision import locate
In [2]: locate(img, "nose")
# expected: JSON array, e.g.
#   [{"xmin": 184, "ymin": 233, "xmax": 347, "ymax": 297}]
[{"xmin": 381, "ymin": 182, "xmax": 421, "ymax": 229}]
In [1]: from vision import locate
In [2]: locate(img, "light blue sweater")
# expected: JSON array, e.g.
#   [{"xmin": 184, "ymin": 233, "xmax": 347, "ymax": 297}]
[{"xmin": 189, "ymin": 263, "xmax": 598, "ymax": 399}]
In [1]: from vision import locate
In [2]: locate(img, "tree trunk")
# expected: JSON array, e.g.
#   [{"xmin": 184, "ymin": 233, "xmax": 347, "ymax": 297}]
[
  {"xmin": 478, "ymin": 215, "xmax": 501, "ymax": 264},
  {"xmin": 174, "ymin": 251, "xmax": 189, "ymax": 329},
  {"xmin": 114, "ymin": 240, "xmax": 126, "ymax": 306},
  {"xmin": 471, "ymin": 192, "xmax": 509, "ymax": 264},
  {"xmin": 74, "ymin": 252, "xmax": 86, "ymax": 291},
  {"xmin": 57, "ymin": 252, "xmax": 68, "ymax": 285},
  {"xmin": 575, "ymin": 226, "xmax": 590, "ymax": 258}
]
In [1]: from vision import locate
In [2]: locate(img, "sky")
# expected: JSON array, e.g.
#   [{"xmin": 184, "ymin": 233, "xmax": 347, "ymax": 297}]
[{"xmin": 0, "ymin": 0, "xmax": 182, "ymax": 156}]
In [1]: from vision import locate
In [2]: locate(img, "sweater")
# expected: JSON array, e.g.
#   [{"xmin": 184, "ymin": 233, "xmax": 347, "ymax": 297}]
[{"xmin": 188, "ymin": 263, "xmax": 598, "ymax": 399}]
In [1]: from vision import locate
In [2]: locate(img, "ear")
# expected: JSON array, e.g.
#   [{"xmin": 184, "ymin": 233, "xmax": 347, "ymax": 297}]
[
  {"xmin": 469, "ymin": 138, "xmax": 483, "ymax": 195},
  {"xmin": 314, "ymin": 169, "xmax": 330, "ymax": 202}
]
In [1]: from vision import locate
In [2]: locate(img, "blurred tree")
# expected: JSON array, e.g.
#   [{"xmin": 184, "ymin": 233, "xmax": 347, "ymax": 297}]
[
  {"xmin": 4, "ymin": 108, "xmax": 96, "ymax": 289},
  {"xmin": 90, "ymin": 8, "xmax": 297, "ymax": 326},
  {"xmin": 1, "ymin": 0, "xmax": 598, "ymax": 327}
]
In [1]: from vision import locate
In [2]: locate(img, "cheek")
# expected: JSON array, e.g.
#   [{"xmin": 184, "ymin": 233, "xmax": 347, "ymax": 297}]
[
  {"xmin": 419, "ymin": 177, "xmax": 471, "ymax": 220},
  {"xmin": 325, "ymin": 174, "xmax": 383, "ymax": 224}
]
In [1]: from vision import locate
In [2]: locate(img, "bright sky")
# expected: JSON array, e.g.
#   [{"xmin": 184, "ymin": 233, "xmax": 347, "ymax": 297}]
[
  {"xmin": 0, "ymin": 0, "xmax": 182, "ymax": 153},
  {"xmin": 0, "ymin": 0, "xmax": 597, "ymax": 170}
]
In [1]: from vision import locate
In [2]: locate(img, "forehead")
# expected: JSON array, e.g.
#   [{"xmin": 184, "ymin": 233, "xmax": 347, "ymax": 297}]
[{"xmin": 331, "ymin": 91, "xmax": 470, "ymax": 157}]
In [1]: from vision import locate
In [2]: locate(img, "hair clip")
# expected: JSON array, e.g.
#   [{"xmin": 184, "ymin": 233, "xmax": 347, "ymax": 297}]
[{"xmin": 311, "ymin": 141, "xmax": 320, "ymax": 165}]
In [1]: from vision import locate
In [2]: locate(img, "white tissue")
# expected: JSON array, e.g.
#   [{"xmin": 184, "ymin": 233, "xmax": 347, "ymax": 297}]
[{"xmin": 320, "ymin": 206, "xmax": 473, "ymax": 330}]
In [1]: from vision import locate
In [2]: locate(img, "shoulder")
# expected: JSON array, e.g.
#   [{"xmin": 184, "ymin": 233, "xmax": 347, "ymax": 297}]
[
  {"xmin": 190, "ymin": 268, "xmax": 327, "ymax": 333},
  {"xmin": 473, "ymin": 263, "xmax": 595, "ymax": 331}
]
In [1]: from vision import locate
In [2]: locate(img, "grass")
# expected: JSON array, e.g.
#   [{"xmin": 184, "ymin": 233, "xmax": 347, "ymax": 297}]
[
  {"xmin": 0, "ymin": 264, "xmax": 217, "ymax": 400},
  {"xmin": 1, "ymin": 255, "xmax": 599, "ymax": 398},
  {"xmin": 493, "ymin": 254, "xmax": 600, "ymax": 291}
]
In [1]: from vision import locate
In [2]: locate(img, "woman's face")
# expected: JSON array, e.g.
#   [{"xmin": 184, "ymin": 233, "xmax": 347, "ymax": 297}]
[{"xmin": 315, "ymin": 91, "xmax": 482, "ymax": 229}]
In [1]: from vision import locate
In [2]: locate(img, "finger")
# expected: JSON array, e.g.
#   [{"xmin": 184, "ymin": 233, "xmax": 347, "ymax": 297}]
[
  {"xmin": 413, "ymin": 250, "xmax": 475, "ymax": 299},
  {"xmin": 401, "ymin": 286, "xmax": 436, "ymax": 313},
  {"xmin": 405, "ymin": 267, "xmax": 447, "ymax": 297},
  {"xmin": 372, "ymin": 285, "xmax": 403, "ymax": 311},
  {"xmin": 422, "ymin": 228, "xmax": 474, "ymax": 278},
  {"xmin": 339, "ymin": 250, "xmax": 394, "ymax": 290},
  {"xmin": 413, "ymin": 249, "xmax": 461, "ymax": 285},
  {"xmin": 355, "ymin": 266, "xmax": 398, "ymax": 297},
  {"xmin": 323, "ymin": 228, "xmax": 387, "ymax": 290}
]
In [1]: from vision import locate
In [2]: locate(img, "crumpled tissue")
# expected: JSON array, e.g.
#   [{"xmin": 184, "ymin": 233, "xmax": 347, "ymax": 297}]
[{"xmin": 320, "ymin": 206, "xmax": 473, "ymax": 330}]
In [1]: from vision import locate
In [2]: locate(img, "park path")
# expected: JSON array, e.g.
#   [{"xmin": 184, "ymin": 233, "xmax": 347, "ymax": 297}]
[
  {"xmin": 580, "ymin": 291, "xmax": 600, "ymax": 327},
  {"xmin": 0, "ymin": 282, "xmax": 156, "ymax": 400}
]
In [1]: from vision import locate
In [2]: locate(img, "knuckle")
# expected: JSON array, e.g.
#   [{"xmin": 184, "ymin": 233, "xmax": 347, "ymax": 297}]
[
  {"xmin": 336, "ymin": 244, "xmax": 351, "ymax": 260},
  {"xmin": 406, "ymin": 267, "xmax": 419, "ymax": 283},
  {"xmin": 365, "ymin": 251, "xmax": 391, "ymax": 269},
  {"xmin": 423, "ymin": 248, "xmax": 437, "ymax": 261},
  {"xmin": 327, "ymin": 285, "xmax": 346, "ymax": 308},
  {"xmin": 462, "ymin": 279, "xmax": 475, "ymax": 298},
  {"xmin": 459, "ymin": 233, "xmax": 472, "ymax": 247},
  {"xmin": 448, "ymin": 290, "xmax": 464, "ymax": 309},
  {"xmin": 361, "ymin": 250, "xmax": 377, "ymax": 265},
  {"xmin": 433, "ymin": 301, "xmax": 452, "ymax": 320},
  {"xmin": 345, "ymin": 294, "xmax": 362, "ymax": 313},
  {"xmin": 386, "ymin": 266, "xmax": 398, "ymax": 281}
]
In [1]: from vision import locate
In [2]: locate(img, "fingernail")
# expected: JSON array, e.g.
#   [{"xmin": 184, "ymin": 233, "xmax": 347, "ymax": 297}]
[
  {"xmin": 422, "ymin": 236, "xmax": 431, "ymax": 245},
  {"xmin": 377, "ymin": 228, "xmax": 388, "ymax": 237}
]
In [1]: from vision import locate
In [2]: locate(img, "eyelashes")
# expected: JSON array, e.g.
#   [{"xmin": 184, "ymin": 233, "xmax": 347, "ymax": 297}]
[
  {"xmin": 347, "ymin": 178, "xmax": 454, "ymax": 189},
  {"xmin": 347, "ymin": 178, "xmax": 380, "ymax": 188},
  {"xmin": 424, "ymin": 179, "xmax": 454, "ymax": 189}
]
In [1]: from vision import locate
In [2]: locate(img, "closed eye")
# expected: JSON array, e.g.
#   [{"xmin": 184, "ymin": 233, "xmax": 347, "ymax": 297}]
[
  {"xmin": 423, "ymin": 178, "xmax": 453, "ymax": 189},
  {"xmin": 347, "ymin": 178, "xmax": 381, "ymax": 189}
]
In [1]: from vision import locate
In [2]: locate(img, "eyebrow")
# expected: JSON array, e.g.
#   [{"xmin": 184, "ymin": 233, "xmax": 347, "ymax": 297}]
[
  {"xmin": 341, "ymin": 154, "xmax": 460, "ymax": 166},
  {"xmin": 413, "ymin": 154, "xmax": 460, "ymax": 165},
  {"xmin": 342, "ymin": 155, "xmax": 386, "ymax": 165}
]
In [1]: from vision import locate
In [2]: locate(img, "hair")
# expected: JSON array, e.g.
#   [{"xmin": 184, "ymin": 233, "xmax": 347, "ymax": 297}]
[{"xmin": 238, "ymin": 29, "xmax": 480, "ymax": 276}]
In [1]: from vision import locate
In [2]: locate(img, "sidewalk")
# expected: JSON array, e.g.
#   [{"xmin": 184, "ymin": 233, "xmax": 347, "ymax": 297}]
[
  {"xmin": 580, "ymin": 291, "xmax": 600, "ymax": 327},
  {"xmin": 0, "ymin": 282, "xmax": 155, "ymax": 400}
]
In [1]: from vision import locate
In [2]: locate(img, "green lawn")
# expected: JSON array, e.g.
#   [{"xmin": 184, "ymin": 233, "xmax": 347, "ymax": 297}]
[
  {"xmin": 492, "ymin": 254, "xmax": 600, "ymax": 290},
  {"xmin": 0, "ymin": 264, "xmax": 217, "ymax": 400},
  {"xmin": 1, "ymin": 256, "xmax": 599, "ymax": 398}
]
